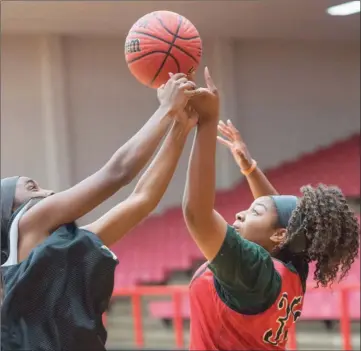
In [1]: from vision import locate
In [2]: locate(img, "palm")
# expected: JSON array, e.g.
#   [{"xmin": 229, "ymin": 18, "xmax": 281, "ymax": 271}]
[
  {"xmin": 185, "ymin": 67, "xmax": 219, "ymax": 120},
  {"xmin": 177, "ymin": 105, "xmax": 199, "ymax": 131},
  {"xmin": 217, "ymin": 120, "xmax": 252, "ymax": 170}
]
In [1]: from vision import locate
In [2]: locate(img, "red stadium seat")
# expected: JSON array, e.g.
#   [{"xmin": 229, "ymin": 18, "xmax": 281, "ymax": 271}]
[{"xmin": 111, "ymin": 134, "xmax": 360, "ymax": 323}]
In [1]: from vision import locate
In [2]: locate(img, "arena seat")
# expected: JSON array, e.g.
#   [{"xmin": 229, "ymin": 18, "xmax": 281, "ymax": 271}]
[
  {"xmin": 149, "ymin": 298, "xmax": 190, "ymax": 319},
  {"xmin": 112, "ymin": 134, "xmax": 359, "ymax": 288},
  {"xmin": 264, "ymin": 134, "xmax": 360, "ymax": 197},
  {"xmin": 147, "ymin": 289, "xmax": 360, "ymax": 321},
  {"xmin": 112, "ymin": 134, "xmax": 360, "ymax": 322},
  {"xmin": 147, "ymin": 257, "xmax": 360, "ymax": 321}
]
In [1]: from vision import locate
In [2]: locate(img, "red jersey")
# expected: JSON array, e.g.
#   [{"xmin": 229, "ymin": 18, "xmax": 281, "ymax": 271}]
[{"xmin": 189, "ymin": 259, "xmax": 304, "ymax": 350}]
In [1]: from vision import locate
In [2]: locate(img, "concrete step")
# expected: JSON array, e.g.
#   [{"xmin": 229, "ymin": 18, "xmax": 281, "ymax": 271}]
[
  {"xmin": 106, "ymin": 327, "xmax": 360, "ymax": 350},
  {"xmin": 107, "ymin": 328, "xmax": 190, "ymax": 348}
]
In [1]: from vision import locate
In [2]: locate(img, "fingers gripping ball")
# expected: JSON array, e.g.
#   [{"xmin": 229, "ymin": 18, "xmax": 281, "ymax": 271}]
[{"xmin": 125, "ymin": 11, "xmax": 202, "ymax": 88}]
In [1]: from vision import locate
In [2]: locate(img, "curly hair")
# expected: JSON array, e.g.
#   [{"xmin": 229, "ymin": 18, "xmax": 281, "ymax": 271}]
[{"xmin": 280, "ymin": 184, "xmax": 360, "ymax": 288}]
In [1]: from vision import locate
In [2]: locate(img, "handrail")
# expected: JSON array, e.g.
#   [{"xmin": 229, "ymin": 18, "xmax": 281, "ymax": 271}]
[{"xmin": 107, "ymin": 283, "xmax": 360, "ymax": 350}]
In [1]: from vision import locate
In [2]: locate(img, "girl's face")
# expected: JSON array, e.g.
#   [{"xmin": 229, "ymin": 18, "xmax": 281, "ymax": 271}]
[
  {"xmin": 13, "ymin": 177, "xmax": 54, "ymax": 211},
  {"xmin": 233, "ymin": 196, "xmax": 287, "ymax": 252}
]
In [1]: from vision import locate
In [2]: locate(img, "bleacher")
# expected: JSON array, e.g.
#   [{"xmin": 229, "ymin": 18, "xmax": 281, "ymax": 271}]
[
  {"xmin": 107, "ymin": 134, "xmax": 360, "ymax": 349},
  {"xmin": 111, "ymin": 134, "xmax": 360, "ymax": 288}
]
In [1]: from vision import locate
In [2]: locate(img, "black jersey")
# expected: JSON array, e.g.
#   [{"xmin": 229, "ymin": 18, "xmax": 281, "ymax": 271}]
[{"xmin": 1, "ymin": 223, "xmax": 118, "ymax": 350}]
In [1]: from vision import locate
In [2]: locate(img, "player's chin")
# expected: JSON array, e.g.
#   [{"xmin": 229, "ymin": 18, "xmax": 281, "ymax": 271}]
[{"xmin": 232, "ymin": 225, "xmax": 243, "ymax": 236}]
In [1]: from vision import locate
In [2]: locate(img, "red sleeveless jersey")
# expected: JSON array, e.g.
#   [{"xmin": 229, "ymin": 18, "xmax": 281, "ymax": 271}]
[{"xmin": 189, "ymin": 259, "xmax": 304, "ymax": 350}]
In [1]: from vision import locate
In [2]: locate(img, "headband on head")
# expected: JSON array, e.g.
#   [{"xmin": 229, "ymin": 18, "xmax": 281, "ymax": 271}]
[
  {"xmin": 270, "ymin": 195, "xmax": 298, "ymax": 229},
  {"xmin": 270, "ymin": 195, "xmax": 308, "ymax": 254},
  {"xmin": 1, "ymin": 176, "xmax": 20, "ymax": 263}
]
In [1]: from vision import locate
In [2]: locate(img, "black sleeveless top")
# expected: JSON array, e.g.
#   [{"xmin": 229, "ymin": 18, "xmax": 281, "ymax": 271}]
[{"xmin": 1, "ymin": 223, "xmax": 118, "ymax": 350}]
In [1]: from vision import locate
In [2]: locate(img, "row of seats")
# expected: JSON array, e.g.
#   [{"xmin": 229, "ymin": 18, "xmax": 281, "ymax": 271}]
[
  {"xmin": 148, "ymin": 291, "xmax": 361, "ymax": 320},
  {"xmin": 148, "ymin": 260, "xmax": 360, "ymax": 320},
  {"xmin": 111, "ymin": 134, "xmax": 360, "ymax": 320},
  {"xmin": 112, "ymin": 134, "xmax": 360, "ymax": 288}
]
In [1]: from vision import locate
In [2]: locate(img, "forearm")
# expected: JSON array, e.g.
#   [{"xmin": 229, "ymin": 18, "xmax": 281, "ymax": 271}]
[
  {"xmin": 244, "ymin": 167, "xmax": 279, "ymax": 199},
  {"xmin": 132, "ymin": 121, "xmax": 189, "ymax": 210},
  {"xmin": 182, "ymin": 118, "xmax": 228, "ymax": 260},
  {"xmin": 183, "ymin": 119, "xmax": 218, "ymax": 222},
  {"xmin": 82, "ymin": 121, "xmax": 190, "ymax": 247},
  {"xmin": 103, "ymin": 106, "xmax": 172, "ymax": 185}
]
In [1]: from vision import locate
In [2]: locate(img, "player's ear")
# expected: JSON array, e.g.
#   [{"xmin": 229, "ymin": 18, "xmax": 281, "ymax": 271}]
[{"xmin": 270, "ymin": 228, "xmax": 287, "ymax": 245}]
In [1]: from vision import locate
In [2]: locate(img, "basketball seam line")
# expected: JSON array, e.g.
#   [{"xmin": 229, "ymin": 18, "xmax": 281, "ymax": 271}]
[
  {"xmin": 130, "ymin": 31, "xmax": 199, "ymax": 64},
  {"xmin": 126, "ymin": 50, "xmax": 180, "ymax": 74},
  {"xmin": 153, "ymin": 13, "xmax": 200, "ymax": 40},
  {"xmin": 150, "ymin": 15, "xmax": 183, "ymax": 86}
]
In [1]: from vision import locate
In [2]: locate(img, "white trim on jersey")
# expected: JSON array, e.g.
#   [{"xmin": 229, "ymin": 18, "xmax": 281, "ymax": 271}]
[{"xmin": 1, "ymin": 201, "xmax": 32, "ymax": 267}]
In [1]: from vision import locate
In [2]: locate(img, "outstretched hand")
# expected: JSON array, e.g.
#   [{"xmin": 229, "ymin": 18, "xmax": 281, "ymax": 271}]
[
  {"xmin": 157, "ymin": 73, "xmax": 196, "ymax": 116},
  {"xmin": 217, "ymin": 119, "xmax": 253, "ymax": 171},
  {"xmin": 185, "ymin": 67, "xmax": 220, "ymax": 122},
  {"xmin": 173, "ymin": 104, "xmax": 199, "ymax": 134}
]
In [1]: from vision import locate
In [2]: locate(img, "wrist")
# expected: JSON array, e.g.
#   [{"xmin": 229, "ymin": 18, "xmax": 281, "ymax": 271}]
[
  {"xmin": 171, "ymin": 120, "xmax": 191, "ymax": 137},
  {"xmin": 241, "ymin": 159, "xmax": 257, "ymax": 176},
  {"xmin": 156, "ymin": 105, "xmax": 176, "ymax": 124},
  {"xmin": 158, "ymin": 103, "xmax": 179, "ymax": 118},
  {"xmin": 198, "ymin": 115, "xmax": 219, "ymax": 127}
]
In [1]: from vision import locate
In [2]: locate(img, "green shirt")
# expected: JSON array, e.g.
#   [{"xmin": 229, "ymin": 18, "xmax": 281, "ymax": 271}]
[{"xmin": 208, "ymin": 225, "xmax": 282, "ymax": 314}]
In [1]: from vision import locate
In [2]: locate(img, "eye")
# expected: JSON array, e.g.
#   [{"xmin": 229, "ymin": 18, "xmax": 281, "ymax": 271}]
[
  {"xmin": 251, "ymin": 208, "xmax": 259, "ymax": 215},
  {"xmin": 26, "ymin": 182, "xmax": 38, "ymax": 191}
]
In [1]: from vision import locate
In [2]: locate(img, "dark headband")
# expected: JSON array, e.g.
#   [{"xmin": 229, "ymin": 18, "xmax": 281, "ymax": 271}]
[
  {"xmin": 1, "ymin": 176, "xmax": 20, "ymax": 264},
  {"xmin": 270, "ymin": 195, "xmax": 308, "ymax": 254},
  {"xmin": 270, "ymin": 195, "xmax": 298, "ymax": 229}
]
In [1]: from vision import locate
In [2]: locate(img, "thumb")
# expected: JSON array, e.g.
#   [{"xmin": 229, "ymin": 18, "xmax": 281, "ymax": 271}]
[
  {"xmin": 188, "ymin": 71, "xmax": 196, "ymax": 83},
  {"xmin": 204, "ymin": 67, "xmax": 217, "ymax": 94},
  {"xmin": 184, "ymin": 87, "xmax": 208, "ymax": 97}
]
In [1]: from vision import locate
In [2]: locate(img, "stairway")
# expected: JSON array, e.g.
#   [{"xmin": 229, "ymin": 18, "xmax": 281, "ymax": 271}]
[{"xmin": 106, "ymin": 271, "xmax": 360, "ymax": 350}]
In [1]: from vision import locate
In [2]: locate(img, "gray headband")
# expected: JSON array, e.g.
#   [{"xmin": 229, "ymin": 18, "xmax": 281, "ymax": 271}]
[
  {"xmin": 270, "ymin": 195, "xmax": 309, "ymax": 254},
  {"xmin": 1, "ymin": 176, "xmax": 20, "ymax": 262},
  {"xmin": 270, "ymin": 195, "xmax": 298, "ymax": 229}
]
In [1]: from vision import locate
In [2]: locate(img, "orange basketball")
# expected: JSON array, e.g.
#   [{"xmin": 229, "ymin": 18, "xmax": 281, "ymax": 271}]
[{"xmin": 125, "ymin": 11, "xmax": 202, "ymax": 88}]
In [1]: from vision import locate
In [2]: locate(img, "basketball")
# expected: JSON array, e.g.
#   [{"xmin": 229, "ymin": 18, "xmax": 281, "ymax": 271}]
[{"xmin": 125, "ymin": 11, "xmax": 202, "ymax": 88}]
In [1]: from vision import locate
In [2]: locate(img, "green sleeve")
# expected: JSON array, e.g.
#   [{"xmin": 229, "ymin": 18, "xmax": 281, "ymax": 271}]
[{"xmin": 208, "ymin": 225, "xmax": 281, "ymax": 314}]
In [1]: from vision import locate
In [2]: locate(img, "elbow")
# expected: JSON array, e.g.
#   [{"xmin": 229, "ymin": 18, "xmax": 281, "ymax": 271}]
[
  {"xmin": 132, "ymin": 193, "xmax": 158, "ymax": 217},
  {"xmin": 104, "ymin": 162, "xmax": 134, "ymax": 187},
  {"xmin": 182, "ymin": 198, "xmax": 214, "ymax": 231},
  {"xmin": 182, "ymin": 200, "xmax": 198, "ymax": 227},
  {"xmin": 116, "ymin": 162, "xmax": 136, "ymax": 186}
]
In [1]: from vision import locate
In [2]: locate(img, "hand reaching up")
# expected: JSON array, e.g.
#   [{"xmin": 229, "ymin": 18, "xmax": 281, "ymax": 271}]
[
  {"xmin": 217, "ymin": 119, "xmax": 253, "ymax": 171},
  {"xmin": 157, "ymin": 73, "xmax": 196, "ymax": 116},
  {"xmin": 174, "ymin": 104, "xmax": 199, "ymax": 134},
  {"xmin": 185, "ymin": 67, "xmax": 220, "ymax": 122}
]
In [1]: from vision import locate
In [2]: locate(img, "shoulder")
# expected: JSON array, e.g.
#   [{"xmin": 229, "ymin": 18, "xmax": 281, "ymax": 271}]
[
  {"xmin": 208, "ymin": 225, "xmax": 282, "ymax": 314},
  {"xmin": 37, "ymin": 224, "xmax": 118, "ymax": 264},
  {"xmin": 209, "ymin": 225, "xmax": 275, "ymax": 282},
  {"xmin": 272, "ymin": 258, "xmax": 307, "ymax": 293}
]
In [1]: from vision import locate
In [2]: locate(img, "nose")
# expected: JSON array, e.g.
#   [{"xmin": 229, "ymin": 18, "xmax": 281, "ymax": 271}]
[{"xmin": 235, "ymin": 212, "xmax": 246, "ymax": 222}]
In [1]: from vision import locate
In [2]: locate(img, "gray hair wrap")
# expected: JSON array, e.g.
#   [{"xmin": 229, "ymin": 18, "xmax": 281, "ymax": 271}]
[{"xmin": 1, "ymin": 176, "xmax": 20, "ymax": 264}]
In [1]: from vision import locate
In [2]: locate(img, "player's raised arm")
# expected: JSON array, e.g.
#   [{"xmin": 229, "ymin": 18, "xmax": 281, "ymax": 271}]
[
  {"xmin": 217, "ymin": 120, "xmax": 279, "ymax": 199},
  {"xmin": 182, "ymin": 67, "xmax": 228, "ymax": 261},
  {"xmin": 82, "ymin": 104, "xmax": 198, "ymax": 247},
  {"xmin": 183, "ymin": 68, "xmax": 278, "ymax": 302},
  {"xmin": 19, "ymin": 74, "xmax": 195, "ymax": 237}
]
